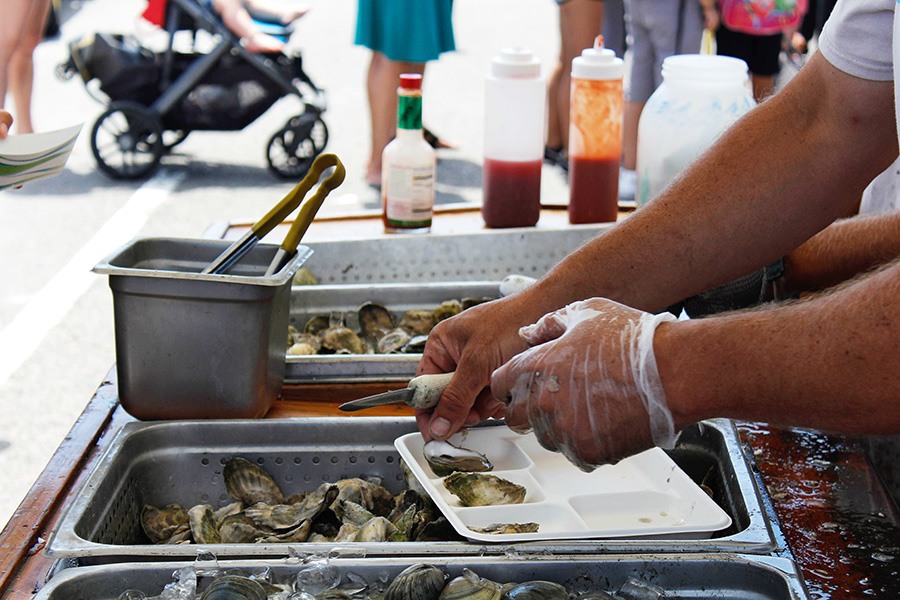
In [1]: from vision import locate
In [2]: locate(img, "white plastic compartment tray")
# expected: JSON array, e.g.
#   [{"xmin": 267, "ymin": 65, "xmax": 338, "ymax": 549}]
[{"xmin": 396, "ymin": 428, "xmax": 732, "ymax": 543}]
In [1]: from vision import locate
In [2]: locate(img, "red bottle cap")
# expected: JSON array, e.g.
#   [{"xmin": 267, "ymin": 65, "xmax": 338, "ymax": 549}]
[{"xmin": 399, "ymin": 74, "xmax": 423, "ymax": 90}]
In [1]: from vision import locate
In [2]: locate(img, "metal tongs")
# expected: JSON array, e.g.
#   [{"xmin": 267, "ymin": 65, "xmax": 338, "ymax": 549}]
[
  {"xmin": 203, "ymin": 153, "xmax": 346, "ymax": 275},
  {"xmin": 338, "ymin": 372, "xmax": 455, "ymax": 412}
]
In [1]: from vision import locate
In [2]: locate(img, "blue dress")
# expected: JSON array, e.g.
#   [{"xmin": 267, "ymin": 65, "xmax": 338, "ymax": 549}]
[{"xmin": 355, "ymin": 0, "xmax": 455, "ymax": 63}]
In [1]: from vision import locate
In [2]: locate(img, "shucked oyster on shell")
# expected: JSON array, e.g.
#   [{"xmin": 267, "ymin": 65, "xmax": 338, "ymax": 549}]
[
  {"xmin": 442, "ymin": 473, "xmax": 526, "ymax": 507},
  {"xmin": 423, "ymin": 440, "xmax": 493, "ymax": 477}
]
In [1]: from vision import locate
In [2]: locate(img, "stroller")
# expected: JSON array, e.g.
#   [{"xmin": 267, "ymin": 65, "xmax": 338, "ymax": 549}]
[{"xmin": 57, "ymin": 0, "xmax": 328, "ymax": 180}]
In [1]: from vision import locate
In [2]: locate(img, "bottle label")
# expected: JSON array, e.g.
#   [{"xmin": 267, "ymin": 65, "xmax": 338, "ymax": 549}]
[
  {"xmin": 384, "ymin": 164, "xmax": 434, "ymax": 227},
  {"xmin": 398, "ymin": 95, "xmax": 423, "ymax": 130}
]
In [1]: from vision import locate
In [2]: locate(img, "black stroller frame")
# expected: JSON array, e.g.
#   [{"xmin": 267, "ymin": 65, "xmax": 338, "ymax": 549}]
[{"xmin": 59, "ymin": 0, "xmax": 328, "ymax": 180}]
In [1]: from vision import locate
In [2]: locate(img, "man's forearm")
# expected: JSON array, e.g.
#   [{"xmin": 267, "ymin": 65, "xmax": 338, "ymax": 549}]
[
  {"xmin": 785, "ymin": 210, "xmax": 900, "ymax": 295},
  {"xmin": 658, "ymin": 259, "xmax": 900, "ymax": 434},
  {"xmin": 528, "ymin": 52, "xmax": 897, "ymax": 316}
]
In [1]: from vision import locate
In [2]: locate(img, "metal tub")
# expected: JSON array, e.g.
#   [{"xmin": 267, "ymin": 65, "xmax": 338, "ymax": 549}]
[
  {"xmin": 94, "ymin": 237, "xmax": 312, "ymax": 419},
  {"xmin": 45, "ymin": 418, "xmax": 775, "ymax": 564},
  {"xmin": 34, "ymin": 556, "xmax": 808, "ymax": 600},
  {"xmin": 285, "ymin": 282, "xmax": 500, "ymax": 383}
]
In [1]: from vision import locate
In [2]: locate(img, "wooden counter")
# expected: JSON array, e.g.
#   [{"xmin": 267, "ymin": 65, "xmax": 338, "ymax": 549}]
[{"xmin": 2, "ymin": 208, "xmax": 897, "ymax": 598}]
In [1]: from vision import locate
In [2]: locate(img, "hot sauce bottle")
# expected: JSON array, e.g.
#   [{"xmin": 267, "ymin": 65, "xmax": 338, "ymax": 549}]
[
  {"xmin": 382, "ymin": 74, "xmax": 436, "ymax": 233},
  {"xmin": 482, "ymin": 48, "xmax": 545, "ymax": 228},
  {"xmin": 568, "ymin": 41, "xmax": 624, "ymax": 224}
]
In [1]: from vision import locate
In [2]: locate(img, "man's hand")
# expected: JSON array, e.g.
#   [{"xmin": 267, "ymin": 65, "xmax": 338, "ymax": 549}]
[
  {"xmin": 491, "ymin": 298, "xmax": 677, "ymax": 471},
  {"xmin": 0, "ymin": 111, "xmax": 12, "ymax": 139},
  {"xmin": 415, "ymin": 296, "xmax": 533, "ymax": 441}
]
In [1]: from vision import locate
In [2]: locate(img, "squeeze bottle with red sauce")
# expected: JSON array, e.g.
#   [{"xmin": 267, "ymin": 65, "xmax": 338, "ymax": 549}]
[
  {"xmin": 568, "ymin": 41, "xmax": 624, "ymax": 224},
  {"xmin": 482, "ymin": 48, "xmax": 545, "ymax": 228}
]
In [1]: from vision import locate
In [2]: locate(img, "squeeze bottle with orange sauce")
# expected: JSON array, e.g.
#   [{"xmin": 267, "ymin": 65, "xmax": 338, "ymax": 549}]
[{"xmin": 568, "ymin": 39, "xmax": 624, "ymax": 224}]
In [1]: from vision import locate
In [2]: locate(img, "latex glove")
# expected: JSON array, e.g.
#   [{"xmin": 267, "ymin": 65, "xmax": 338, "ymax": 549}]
[{"xmin": 491, "ymin": 298, "xmax": 678, "ymax": 471}]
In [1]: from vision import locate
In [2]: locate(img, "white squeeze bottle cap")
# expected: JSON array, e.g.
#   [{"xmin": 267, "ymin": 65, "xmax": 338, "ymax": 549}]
[
  {"xmin": 572, "ymin": 37, "xmax": 624, "ymax": 80},
  {"xmin": 491, "ymin": 48, "xmax": 541, "ymax": 79}
]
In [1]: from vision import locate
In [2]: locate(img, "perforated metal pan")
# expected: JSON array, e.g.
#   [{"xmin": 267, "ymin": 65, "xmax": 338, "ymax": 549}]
[
  {"xmin": 45, "ymin": 418, "xmax": 774, "ymax": 564},
  {"xmin": 34, "ymin": 555, "xmax": 809, "ymax": 600},
  {"xmin": 285, "ymin": 282, "xmax": 500, "ymax": 383},
  {"xmin": 298, "ymin": 225, "xmax": 611, "ymax": 285}
]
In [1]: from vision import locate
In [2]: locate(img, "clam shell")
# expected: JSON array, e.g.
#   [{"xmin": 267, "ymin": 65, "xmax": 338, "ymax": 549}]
[
  {"xmin": 501, "ymin": 581, "xmax": 568, "ymax": 600},
  {"xmin": 199, "ymin": 575, "xmax": 267, "ymax": 600},
  {"xmin": 385, "ymin": 564, "xmax": 448, "ymax": 600},
  {"xmin": 439, "ymin": 569, "xmax": 502, "ymax": 600}
]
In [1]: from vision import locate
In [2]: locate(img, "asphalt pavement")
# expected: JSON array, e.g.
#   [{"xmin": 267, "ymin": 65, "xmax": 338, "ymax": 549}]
[{"xmin": 0, "ymin": 0, "xmax": 569, "ymax": 527}]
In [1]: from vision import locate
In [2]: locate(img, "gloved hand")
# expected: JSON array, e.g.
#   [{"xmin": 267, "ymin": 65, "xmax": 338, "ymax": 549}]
[{"xmin": 491, "ymin": 298, "xmax": 679, "ymax": 471}]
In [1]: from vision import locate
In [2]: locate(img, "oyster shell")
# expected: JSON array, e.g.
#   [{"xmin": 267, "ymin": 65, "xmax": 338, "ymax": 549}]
[
  {"xmin": 187, "ymin": 504, "xmax": 221, "ymax": 544},
  {"xmin": 288, "ymin": 332, "xmax": 321, "ymax": 355},
  {"xmin": 353, "ymin": 515, "xmax": 398, "ymax": 542},
  {"xmin": 321, "ymin": 325, "xmax": 366, "ymax": 354},
  {"xmin": 442, "ymin": 473, "xmax": 526, "ymax": 507},
  {"xmin": 334, "ymin": 478, "xmax": 395, "ymax": 516},
  {"xmin": 223, "ymin": 457, "xmax": 284, "ymax": 506},
  {"xmin": 305, "ymin": 314, "xmax": 330, "ymax": 336},
  {"xmin": 378, "ymin": 327, "xmax": 412, "ymax": 353},
  {"xmin": 385, "ymin": 564, "xmax": 448, "ymax": 600},
  {"xmin": 471, "ymin": 522, "xmax": 540, "ymax": 535},
  {"xmin": 433, "ymin": 299, "xmax": 463, "ymax": 323},
  {"xmin": 218, "ymin": 514, "xmax": 264, "ymax": 544},
  {"xmin": 399, "ymin": 310, "xmax": 436, "ymax": 335},
  {"xmin": 359, "ymin": 302, "xmax": 395, "ymax": 336},
  {"xmin": 423, "ymin": 440, "xmax": 493, "ymax": 477},
  {"xmin": 244, "ymin": 484, "xmax": 338, "ymax": 530},
  {"xmin": 402, "ymin": 334, "xmax": 429, "ymax": 353},
  {"xmin": 141, "ymin": 503, "xmax": 188, "ymax": 544}
]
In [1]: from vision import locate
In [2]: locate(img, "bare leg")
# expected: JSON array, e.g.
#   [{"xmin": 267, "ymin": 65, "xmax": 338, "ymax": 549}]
[
  {"xmin": 2, "ymin": 0, "xmax": 50, "ymax": 133},
  {"xmin": 547, "ymin": 0, "xmax": 604, "ymax": 152},
  {"xmin": 622, "ymin": 100, "xmax": 644, "ymax": 171},
  {"xmin": 752, "ymin": 74, "xmax": 776, "ymax": 103},
  {"xmin": 365, "ymin": 51, "xmax": 425, "ymax": 186}
]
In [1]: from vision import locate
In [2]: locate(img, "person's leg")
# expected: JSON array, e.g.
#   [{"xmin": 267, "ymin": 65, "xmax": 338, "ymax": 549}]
[
  {"xmin": 0, "ymin": 0, "xmax": 34, "ymax": 112},
  {"xmin": 7, "ymin": 0, "xmax": 50, "ymax": 133},
  {"xmin": 548, "ymin": 0, "xmax": 603, "ymax": 153},
  {"xmin": 365, "ymin": 51, "xmax": 425, "ymax": 186}
]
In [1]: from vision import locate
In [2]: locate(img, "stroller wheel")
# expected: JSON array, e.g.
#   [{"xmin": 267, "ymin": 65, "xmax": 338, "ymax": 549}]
[
  {"xmin": 91, "ymin": 101, "xmax": 163, "ymax": 180},
  {"xmin": 266, "ymin": 113, "xmax": 329, "ymax": 179},
  {"xmin": 162, "ymin": 130, "xmax": 190, "ymax": 151}
]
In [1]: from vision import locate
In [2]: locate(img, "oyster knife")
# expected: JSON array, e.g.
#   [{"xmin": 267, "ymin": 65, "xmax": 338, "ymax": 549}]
[{"xmin": 338, "ymin": 372, "xmax": 454, "ymax": 412}]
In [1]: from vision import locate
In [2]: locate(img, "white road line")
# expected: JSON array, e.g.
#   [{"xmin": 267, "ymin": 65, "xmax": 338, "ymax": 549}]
[{"xmin": 0, "ymin": 171, "xmax": 183, "ymax": 388}]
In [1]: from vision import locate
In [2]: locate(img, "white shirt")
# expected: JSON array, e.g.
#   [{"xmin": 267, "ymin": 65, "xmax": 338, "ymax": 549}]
[{"xmin": 818, "ymin": 0, "xmax": 899, "ymax": 213}]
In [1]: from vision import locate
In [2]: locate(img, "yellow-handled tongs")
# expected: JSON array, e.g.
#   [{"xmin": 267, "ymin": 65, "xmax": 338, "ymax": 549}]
[{"xmin": 203, "ymin": 153, "xmax": 345, "ymax": 275}]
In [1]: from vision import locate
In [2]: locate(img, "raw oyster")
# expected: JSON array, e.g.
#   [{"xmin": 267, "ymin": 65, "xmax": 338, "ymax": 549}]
[
  {"xmin": 243, "ymin": 483, "xmax": 337, "ymax": 530},
  {"xmin": 385, "ymin": 564, "xmax": 447, "ymax": 600},
  {"xmin": 424, "ymin": 440, "xmax": 493, "ymax": 477},
  {"xmin": 443, "ymin": 473, "xmax": 526, "ymax": 507},
  {"xmin": 440, "ymin": 569, "xmax": 502, "ymax": 600},
  {"xmin": 471, "ymin": 522, "xmax": 539, "ymax": 535},
  {"xmin": 223, "ymin": 457, "xmax": 285, "ymax": 506},
  {"xmin": 141, "ymin": 503, "xmax": 188, "ymax": 544},
  {"xmin": 334, "ymin": 477, "xmax": 395, "ymax": 516},
  {"xmin": 501, "ymin": 581, "xmax": 568, "ymax": 600},
  {"xmin": 199, "ymin": 574, "xmax": 267, "ymax": 600}
]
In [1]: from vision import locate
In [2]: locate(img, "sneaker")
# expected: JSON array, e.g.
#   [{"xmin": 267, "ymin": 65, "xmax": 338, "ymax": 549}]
[{"xmin": 619, "ymin": 167, "xmax": 636, "ymax": 201}]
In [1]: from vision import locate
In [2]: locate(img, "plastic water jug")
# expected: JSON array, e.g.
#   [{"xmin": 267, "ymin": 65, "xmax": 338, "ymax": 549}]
[{"xmin": 636, "ymin": 55, "xmax": 755, "ymax": 206}]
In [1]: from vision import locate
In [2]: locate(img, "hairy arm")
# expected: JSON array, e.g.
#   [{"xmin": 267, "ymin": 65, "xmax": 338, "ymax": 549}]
[
  {"xmin": 784, "ymin": 210, "xmax": 900, "ymax": 295},
  {"xmin": 419, "ymin": 52, "xmax": 897, "ymax": 439},
  {"xmin": 658, "ymin": 259, "xmax": 900, "ymax": 434}
]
